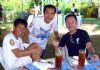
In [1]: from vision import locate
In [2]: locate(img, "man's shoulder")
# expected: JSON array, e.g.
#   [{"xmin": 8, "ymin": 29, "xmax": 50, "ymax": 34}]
[
  {"xmin": 35, "ymin": 15, "xmax": 44, "ymax": 20},
  {"xmin": 62, "ymin": 33, "xmax": 69, "ymax": 38},
  {"xmin": 77, "ymin": 29, "xmax": 88, "ymax": 34},
  {"xmin": 32, "ymin": 15, "xmax": 44, "ymax": 23},
  {"xmin": 77, "ymin": 29, "xmax": 89, "ymax": 37},
  {"xmin": 4, "ymin": 32, "xmax": 15, "ymax": 41},
  {"xmin": 4, "ymin": 32, "xmax": 12, "ymax": 39}
]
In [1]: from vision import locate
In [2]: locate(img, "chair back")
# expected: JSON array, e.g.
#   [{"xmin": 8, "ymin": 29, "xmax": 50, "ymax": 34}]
[{"xmin": 62, "ymin": 46, "xmax": 69, "ymax": 59}]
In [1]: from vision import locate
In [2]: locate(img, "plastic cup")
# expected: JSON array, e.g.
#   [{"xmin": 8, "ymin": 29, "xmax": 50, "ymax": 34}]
[
  {"xmin": 78, "ymin": 49, "xmax": 86, "ymax": 69},
  {"xmin": 55, "ymin": 48, "xmax": 63, "ymax": 69}
]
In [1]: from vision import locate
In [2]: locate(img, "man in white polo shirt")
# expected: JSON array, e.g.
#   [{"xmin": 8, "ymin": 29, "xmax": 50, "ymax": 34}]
[{"xmin": 2, "ymin": 18, "xmax": 41, "ymax": 70}]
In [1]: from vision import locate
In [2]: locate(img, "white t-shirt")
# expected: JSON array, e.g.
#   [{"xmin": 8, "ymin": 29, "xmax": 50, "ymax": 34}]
[
  {"xmin": 28, "ymin": 16, "xmax": 58, "ymax": 50},
  {"xmin": 2, "ymin": 32, "xmax": 32, "ymax": 70}
]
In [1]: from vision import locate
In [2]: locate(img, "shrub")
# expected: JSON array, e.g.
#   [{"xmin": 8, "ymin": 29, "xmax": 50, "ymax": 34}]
[
  {"xmin": 64, "ymin": 8, "xmax": 71, "ymax": 15},
  {"xmin": 81, "ymin": 2, "xmax": 98, "ymax": 18}
]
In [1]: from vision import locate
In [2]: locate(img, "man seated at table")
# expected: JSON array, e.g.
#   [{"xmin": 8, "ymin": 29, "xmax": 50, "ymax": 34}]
[
  {"xmin": 52, "ymin": 13, "xmax": 99, "ymax": 61},
  {"xmin": 2, "ymin": 18, "xmax": 42, "ymax": 70},
  {"xmin": 22, "ymin": 5, "xmax": 60, "ymax": 59}
]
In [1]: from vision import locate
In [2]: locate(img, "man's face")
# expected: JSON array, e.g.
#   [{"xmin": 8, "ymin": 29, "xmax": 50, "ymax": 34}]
[
  {"xmin": 44, "ymin": 8, "xmax": 55, "ymax": 23},
  {"xmin": 65, "ymin": 16, "xmax": 77, "ymax": 32},
  {"xmin": 14, "ymin": 23, "xmax": 26, "ymax": 37}
]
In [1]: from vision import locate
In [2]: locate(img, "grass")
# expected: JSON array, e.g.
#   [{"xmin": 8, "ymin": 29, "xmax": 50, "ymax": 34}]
[{"xmin": 83, "ymin": 18, "xmax": 100, "ymax": 30}]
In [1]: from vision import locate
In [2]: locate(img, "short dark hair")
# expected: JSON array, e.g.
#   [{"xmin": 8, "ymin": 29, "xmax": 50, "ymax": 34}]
[
  {"xmin": 14, "ymin": 18, "xmax": 27, "ymax": 28},
  {"xmin": 65, "ymin": 13, "xmax": 77, "ymax": 22},
  {"xmin": 43, "ymin": 4, "xmax": 56, "ymax": 14}
]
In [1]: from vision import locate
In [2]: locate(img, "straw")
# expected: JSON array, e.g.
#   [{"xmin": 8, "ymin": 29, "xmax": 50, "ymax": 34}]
[{"xmin": 58, "ymin": 48, "xmax": 62, "ymax": 55}]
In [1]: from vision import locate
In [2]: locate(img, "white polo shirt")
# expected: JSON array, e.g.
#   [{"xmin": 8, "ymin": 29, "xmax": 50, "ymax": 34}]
[
  {"xmin": 2, "ymin": 32, "xmax": 32, "ymax": 70},
  {"xmin": 28, "ymin": 16, "xmax": 58, "ymax": 50}
]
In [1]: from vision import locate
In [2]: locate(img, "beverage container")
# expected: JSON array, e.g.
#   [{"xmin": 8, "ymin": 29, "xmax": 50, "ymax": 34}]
[
  {"xmin": 55, "ymin": 48, "xmax": 63, "ymax": 69},
  {"xmin": 78, "ymin": 49, "xmax": 86, "ymax": 69}
]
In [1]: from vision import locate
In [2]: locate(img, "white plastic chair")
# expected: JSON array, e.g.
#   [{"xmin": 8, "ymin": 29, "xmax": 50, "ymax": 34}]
[
  {"xmin": 62, "ymin": 45, "xmax": 69, "ymax": 59},
  {"xmin": 62, "ymin": 46, "xmax": 73, "ymax": 66}
]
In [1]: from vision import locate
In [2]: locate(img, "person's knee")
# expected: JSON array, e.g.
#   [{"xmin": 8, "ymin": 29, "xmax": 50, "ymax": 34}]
[
  {"xmin": 31, "ymin": 42, "xmax": 39, "ymax": 47},
  {"xmin": 30, "ymin": 42, "xmax": 41, "ymax": 51}
]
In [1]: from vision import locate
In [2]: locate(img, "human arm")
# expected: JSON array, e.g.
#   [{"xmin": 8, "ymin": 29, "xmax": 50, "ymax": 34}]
[
  {"xmin": 12, "ymin": 48, "xmax": 33, "ymax": 57},
  {"xmin": 12, "ymin": 43, "xmax": 42, "ymax": 59},
  {"xmin": 81, "ymin": 30, "xmax": 99, "ymax": 61},
  {"xmin": 51, "ymin": 35, "xmax": 66, "ymax": 51},
  {"xmin": 22, "ymin": 17, "xmax": 34, "ymax": 42},
  {"xmin": 53, "ymin": 17, "xmax": 60, "ymax": 41},
  {"xmin": 22, "ymin": 28, "xmax": 29, "ymax": 42},
  {"xmin": 86, "ymin": 42, "xmax": 99, "ymax": 61},
  {"xmin": 54, "ymin": 31, "xmax": 60, "ymax": 41},
  {"xmin": 27, "ymin": 43, "xmax": 42, "ymax": 61},
  {"xmin": 86, "ymin": 42, "xmax": 95, "ymax": 54}
]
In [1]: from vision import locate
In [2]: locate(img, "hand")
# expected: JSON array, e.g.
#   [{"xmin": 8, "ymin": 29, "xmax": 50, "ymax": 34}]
[
  {"xmin": 29, "ymin": 46, "xmax": 42, "ymax": 61},
  {"xmin": 57, "ymin": 37, "xmax": 61, "ymax": 42},
  {"xmin": 26, "ymin": 42, "xmax": 42, "ymax": 56},
  {"xmin": 92, "ymin": 54, "xmax": 99, "ymax": 61},
  {"xmin": 51, "ymin": 38, "xmax": 59, "ymax": 48},
  {"xmin": 32, "ymin": 46, "xmax": 42, "ymax": 55},
  {"xmin": 31, "ymin": 51, "xmax": 41, "ymax": 61}
]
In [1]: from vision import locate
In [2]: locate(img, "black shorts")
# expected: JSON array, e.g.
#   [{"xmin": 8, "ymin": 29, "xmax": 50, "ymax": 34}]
[{"xmin": 41, "ymin": 50, "xmax": 45, "ymax": 58}]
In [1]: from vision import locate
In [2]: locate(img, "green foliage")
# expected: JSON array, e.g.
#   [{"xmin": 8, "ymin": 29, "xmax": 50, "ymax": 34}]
[
  {"xmin": 2, "ymin": 0, "xmax": 21, "ymax": 11},
  {"xmin": 64, "ymin": 8, "xmax": 71, "ymax": 15},
  {"xmin": 61, "ymin": 3, "xmax": 71, "ymax": 15},
  {"xmin": 0, "ymin": 0, "xmax": 36, "ymax": 21},
  {"xmin": 1, "ymin": 0, "xmax": 35, "ymax": 11},
  {"xmin": 28, "ymin": 1, "xmax": 34, "ymax": 9},
  {"xmin": 81, "ymin": 2, "xmax": 98, "ymax": 18}
]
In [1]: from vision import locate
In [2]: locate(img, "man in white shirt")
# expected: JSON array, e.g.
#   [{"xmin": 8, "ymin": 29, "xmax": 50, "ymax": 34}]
[
  {"xmin": 2, "ymin": 18, "xmax": 41, "ymax": 70},
  {"xmin": 71, "ymin": 3, "xmax": 77, "ymax": 13},
  {"xmin": 22, "ymin": 4, "xmax": 60, "ymax": 57}
]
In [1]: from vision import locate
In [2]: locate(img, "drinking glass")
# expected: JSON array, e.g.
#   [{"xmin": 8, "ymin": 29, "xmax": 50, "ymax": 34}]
[
  {"xmin": 78, "ymin": 49, "xmax": 86, "ymax": 69},
  {"xmin": 55, "ymin": 48, "xmax": 63, "ymax": 69}
]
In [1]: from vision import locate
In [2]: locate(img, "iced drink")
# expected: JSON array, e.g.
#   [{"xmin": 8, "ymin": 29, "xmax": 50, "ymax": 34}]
[
  {"xmin": 55, "ymin": 48, "xmax": 63, "ymax": 69},
  {"xmin": 78, "ymin": 49, "xmax": 86, "ymax": 69}
]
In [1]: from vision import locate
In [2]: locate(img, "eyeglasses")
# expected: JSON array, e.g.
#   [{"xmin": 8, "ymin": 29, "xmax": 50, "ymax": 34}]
[{"xmin": 70, "ymin": 35, "xmax": 74, "ymax": 44}]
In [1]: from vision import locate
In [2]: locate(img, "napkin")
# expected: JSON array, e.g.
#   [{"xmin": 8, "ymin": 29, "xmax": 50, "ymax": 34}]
[
  {"xmin": 69, "ymin": 56, "xmax": 89, "ymax": 66},
  {"xmin": 24, "ymin": 63, "xmax": 39, "ymax": 70},
  {"xmin": 32, "ymin": 59, "xmax": 54, "ymax": 70},
  {"xmin": 93, "ymin": 60, "xmax": 100, "ymax": 70}
]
